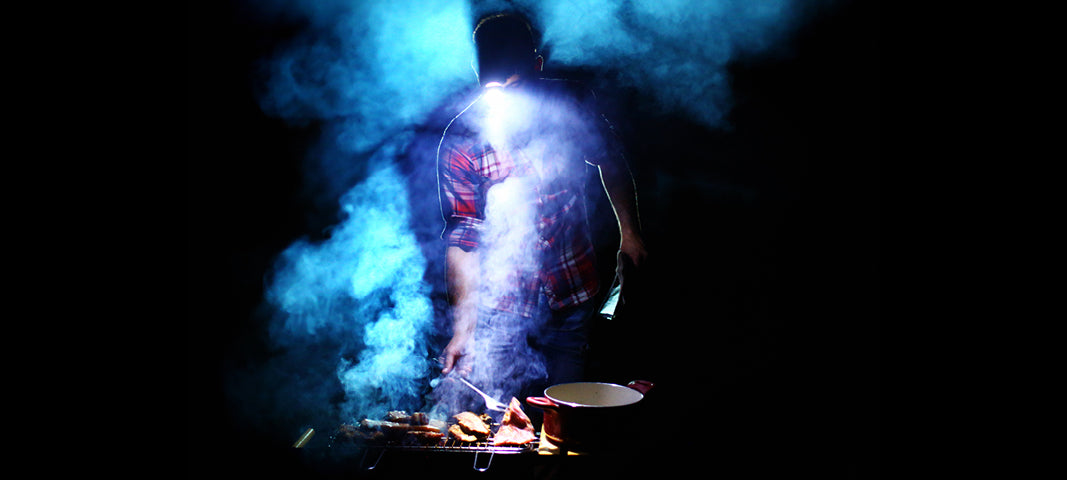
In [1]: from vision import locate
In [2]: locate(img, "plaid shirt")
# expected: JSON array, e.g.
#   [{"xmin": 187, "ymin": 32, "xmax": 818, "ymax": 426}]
[{"xmin": 438, "ymin": 83, "xmax": 607, "ymax": 317}]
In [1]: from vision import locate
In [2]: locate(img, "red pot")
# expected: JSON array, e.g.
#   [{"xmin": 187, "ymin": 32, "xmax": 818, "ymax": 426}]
[{"xmin": 526, "ymin": 380, "xmax": 654, "ymax": 452}]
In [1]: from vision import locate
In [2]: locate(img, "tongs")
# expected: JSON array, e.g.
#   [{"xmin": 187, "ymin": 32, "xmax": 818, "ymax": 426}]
[{"xmin": 457, "ymin": 377, "xmax": 508, "ymax": 412}]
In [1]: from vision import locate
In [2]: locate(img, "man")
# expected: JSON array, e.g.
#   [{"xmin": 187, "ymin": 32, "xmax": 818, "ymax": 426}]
[{"xmin": 436, "ymin": 13, "xmax": 646, "ymax": 404}]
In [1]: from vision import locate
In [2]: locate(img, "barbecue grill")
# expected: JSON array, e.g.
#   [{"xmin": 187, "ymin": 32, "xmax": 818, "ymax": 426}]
[
  {"xmin": 287, "ymin": 418, "xmax": 684, "ymax": 480},
  {"xmin": 326, "ymin": 422, "xmax": 541, "ymax": 471},
  {"xmin": 284, "ymin": 420, "xmax": 615, "ymax": 477},
  {"xmin": 356, "ymin": 439, "xmax": 539, "ymax": 471}
]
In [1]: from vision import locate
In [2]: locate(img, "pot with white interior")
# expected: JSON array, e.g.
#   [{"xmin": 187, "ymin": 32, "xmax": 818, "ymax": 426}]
[{"xmin": 526, "ymin": 380, "xmax": 654, "ymax": 453}]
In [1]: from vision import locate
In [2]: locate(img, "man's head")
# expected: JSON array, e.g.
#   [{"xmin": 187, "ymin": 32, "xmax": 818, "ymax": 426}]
[{"xmin": 473, "ymin": 13, "xmax": 541, "ymax": 87}]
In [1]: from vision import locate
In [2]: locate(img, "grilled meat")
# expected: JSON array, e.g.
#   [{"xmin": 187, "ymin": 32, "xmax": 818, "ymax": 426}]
[
  {"xmin": 410, "ymin": 412, "xmax": 429, "ymax": 425},
  {"xmin": 493, "ymin": 397, "xmax": 536, "ymax": 446},
  {"xmin": 448, "ymin": 423, "xmax": 481, "ymax": 442},
  {"xmin": 358, "ymin": 419, "xmax": 441, "ymax": 433},
  {"xmin": 447, "ymin": 411, "xmax": 492, "ymax": 443},
  {"xmin": 453, "ymin": 412, "xmax": 492, "ymax": 437},
  {"xmin": 404, "ymin": 430, "xmax": 445, "ymax": 445},
  {"xmin": 340, "ymin": 412, "xmax": 444, "ymax": 445},
  {"xmin": 383, "ymin": 410, "xmax": 430, "ymax": 425}
]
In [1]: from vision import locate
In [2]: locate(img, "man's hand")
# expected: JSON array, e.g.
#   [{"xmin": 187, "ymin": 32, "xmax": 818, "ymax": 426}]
[
  {"xmin": 440, "ymin": 332, "xmax": 473, "ymax": 376},
  {"xmin": 617, "ymin": 230, "xmax": 648, "ymax": 288}
]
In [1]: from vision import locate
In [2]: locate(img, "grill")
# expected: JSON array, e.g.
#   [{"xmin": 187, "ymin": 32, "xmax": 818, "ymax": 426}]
[
  {"xmin": 324, "ymin": 424, "xmax": 542, "ymax": 472},
  {"xmin": 357, "ymin": 437, "xmax": 540, "ymax": 454}
]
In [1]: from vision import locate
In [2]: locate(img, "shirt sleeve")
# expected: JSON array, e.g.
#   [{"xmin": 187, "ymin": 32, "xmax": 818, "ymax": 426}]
[
  {"xmin": 438, "ymin": 141, "xmax": 484, "ymax": 252},
  {"xmin": 575, "ymin": 90, "xmax": 625, "ymax": 168},
  {"xmin": 583, "ymin": 112, "xmax": 625, "ymax": 167}
]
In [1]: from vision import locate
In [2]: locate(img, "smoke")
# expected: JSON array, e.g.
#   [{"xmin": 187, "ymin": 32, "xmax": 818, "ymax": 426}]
[
  {"xmin": 250, "ymin": 0, "xmax": 815, "ymax": 152},
  {"xmin": 224, "ymin": 155, "xmax": 437, "ymax": 439},
  {"xmin": 229, "ymin": 0, "xmax": 824, "ymax": 437},
  {"xmin": 578, "ymin": 1, "xmax": 799, "ymax": 123},
  {"xmin": 252, "ymin": 0, "xmax": 475, "ymax": 132},
  {"xmin": 478, "ymin": 0, "xmax": 810, "ymax": 127}
]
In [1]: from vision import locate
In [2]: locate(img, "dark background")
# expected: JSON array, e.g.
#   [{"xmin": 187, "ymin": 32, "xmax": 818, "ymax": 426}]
[{"xmin": 187, "ymin": 0, "xmax": 879, "ymax": 477}]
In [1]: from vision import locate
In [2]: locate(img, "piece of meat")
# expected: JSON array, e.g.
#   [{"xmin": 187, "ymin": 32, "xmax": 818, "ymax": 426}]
[
  {"xmin": 448, "ymin": 423, "xmax": 480, "ymax": 443},
  {"xmin": 336, "ymin": 424, "xmax": 383, "ymax": 442},
  {"xmin": 350, "ymin": 417, "xmax": 444, "ymax": 444},
  {"xmin": 358, "ymin": 419, "xmax": 441, "ymax": 433},
  {"xmin": 336, "ymin": 424, "xmax": 360, "ymax": 440},
  {"xmin": 338, "ymin": 412, "xmax": 444, "ymax": 444},
  {"xmin": 453, "ymin": 412, "xmax": 491, "ymax": 437},
  {"xmin": 493, "ymin": 397, "xmax": 537, "ymax": 446},
  {"xmin": 410, "ymin": 412, "xmax": 429, "ymax": 425},
  {"xmin": 385, "ymin": 410, "xmax": 410, "ymax": 423},
  {"xmin": 404, "ymin": 430, "xmax": 444, "ymax": 446},
  {"xmin": 428, "ymin": 418, "xmax": 448, "ymax": 432},
  {"xmin": 493, "ymin": 425, "xmax": 536, "ymax": 446}
]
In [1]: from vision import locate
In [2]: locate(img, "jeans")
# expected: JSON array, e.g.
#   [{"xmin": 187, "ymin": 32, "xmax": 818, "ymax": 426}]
[
  {"xmin": 527, "ymin": 296, "xmax": 594, "ymax": 388},
  {"xmin": 451, "ymin": 296, "xmax": 594, "ymax": 414}
]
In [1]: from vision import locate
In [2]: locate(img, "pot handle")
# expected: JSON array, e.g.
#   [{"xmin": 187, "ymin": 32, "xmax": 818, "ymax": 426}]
[
  {"xmin": 525, "ymin": 396, "xmax": 559, "ymax": 411},
  {"xmin": 626, "ymin": 380, "xmax": 655, "ymax": 395}
]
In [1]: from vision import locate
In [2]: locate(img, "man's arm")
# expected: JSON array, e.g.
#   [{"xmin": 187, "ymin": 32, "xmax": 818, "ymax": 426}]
[
  {"xmin": 437, "ymin": 136, "xmax": 484, "ymax": 374},
  {"xmin": 598, "ymin": 157, "xmax": 648, "ymax": 271},
  {"xmin": 441, "ymin": 247, "xmax": 479, "ymax": 375}
]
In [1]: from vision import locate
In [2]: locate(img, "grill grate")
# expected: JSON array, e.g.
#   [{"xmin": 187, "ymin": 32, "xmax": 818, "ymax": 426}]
[
  {"xmin": 332, "ymin": 436, "xmax": 539, "ymax": 454},
  {"xmin": 331, "ymin": 432, "xmax": 540, "ymax": 472},
  {"xmin": 329, "ymin": 424, "xmax": 539, "ymax": 454},
  {"xmin": 370, "ymin": 437, "xmax": 539, "ymax": 454}
]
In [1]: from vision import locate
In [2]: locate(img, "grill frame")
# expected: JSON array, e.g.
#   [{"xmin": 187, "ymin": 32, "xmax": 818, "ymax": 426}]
[
  {"xmin": 327, "ymin": 416, "xmax": 543, "ymax": 473},
  {"xmin": 329, "ymin": 422, "xmax": 540, "ymax": 455},
  {"xmin": 355, "ymin": 437, "xmax": 540, "ymax": 454},
  {"xmin": 331, "ymin": 435, "xmax": 540, "ymax": 472},
  {"xmin": 331, "ymin": 433, "xmax": 540, "ymax": 454}
]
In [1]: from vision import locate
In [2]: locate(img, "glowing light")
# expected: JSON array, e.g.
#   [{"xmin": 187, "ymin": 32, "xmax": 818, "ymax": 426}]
[
  {"xmin": 482, "ymin": 85, "xmax": 515, "ymax": 147},
  {"xmin": 483, "ymin": 85, "xmax": 506, "ymax": 110}
]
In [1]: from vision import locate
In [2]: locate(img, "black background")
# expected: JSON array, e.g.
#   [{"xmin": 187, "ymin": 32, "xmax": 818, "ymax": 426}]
[{"xmin": 187, "ymin": 1, "xmax": 879, "ymax": 477}]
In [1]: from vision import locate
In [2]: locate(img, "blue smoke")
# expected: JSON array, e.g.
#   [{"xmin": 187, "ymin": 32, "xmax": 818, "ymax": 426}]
[
  {"xmin": 260, "ymin": 153, "xmax": 434, "ymax": 424},
  {"xmin": 536, "ymin": 0, "xmax": 804, "ymax": 127},
  {"xmin": 232, "ymin": 0, "xmax": 823, "ymax": 436},
  {"xmin": 251, "ymin": 0, "xmax": 814, "ymax": 145},
  {"xmin": 253, "ymin": 0, "xmax": 475, "ymax": 138}
]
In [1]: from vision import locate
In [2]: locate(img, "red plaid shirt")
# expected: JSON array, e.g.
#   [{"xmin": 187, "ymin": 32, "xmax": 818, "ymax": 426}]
[{"xmin": 438, "ymin": 82, "xmax": 606, "ymax": 317}]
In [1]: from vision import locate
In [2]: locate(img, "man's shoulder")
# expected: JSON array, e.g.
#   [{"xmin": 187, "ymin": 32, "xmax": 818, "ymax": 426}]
[
  {"xmin": 440, "ymin": 114, "xmax": 479, "ymax": 153},
  {"xmin": 442, "ymin": 92, "xmax": 487, "ymax": 135},
  {"xmin": 438, "ymin": 108, "xmax": 484, "ymax": 163}
]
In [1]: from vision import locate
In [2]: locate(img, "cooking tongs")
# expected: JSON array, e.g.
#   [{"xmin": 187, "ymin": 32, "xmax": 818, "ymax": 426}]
[{"xmin": 457, "ymin": 377, "xmax": 508, "ymax": 412}]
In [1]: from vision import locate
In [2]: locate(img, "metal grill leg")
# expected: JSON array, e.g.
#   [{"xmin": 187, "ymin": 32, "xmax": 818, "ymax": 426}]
[
  {"xmin": 472, "ymin": 451, "xmax": 494, "ymax": 472},
  {"xmin": 361, "ymin": 448, "xmax": 385, "ymax": 470}
]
